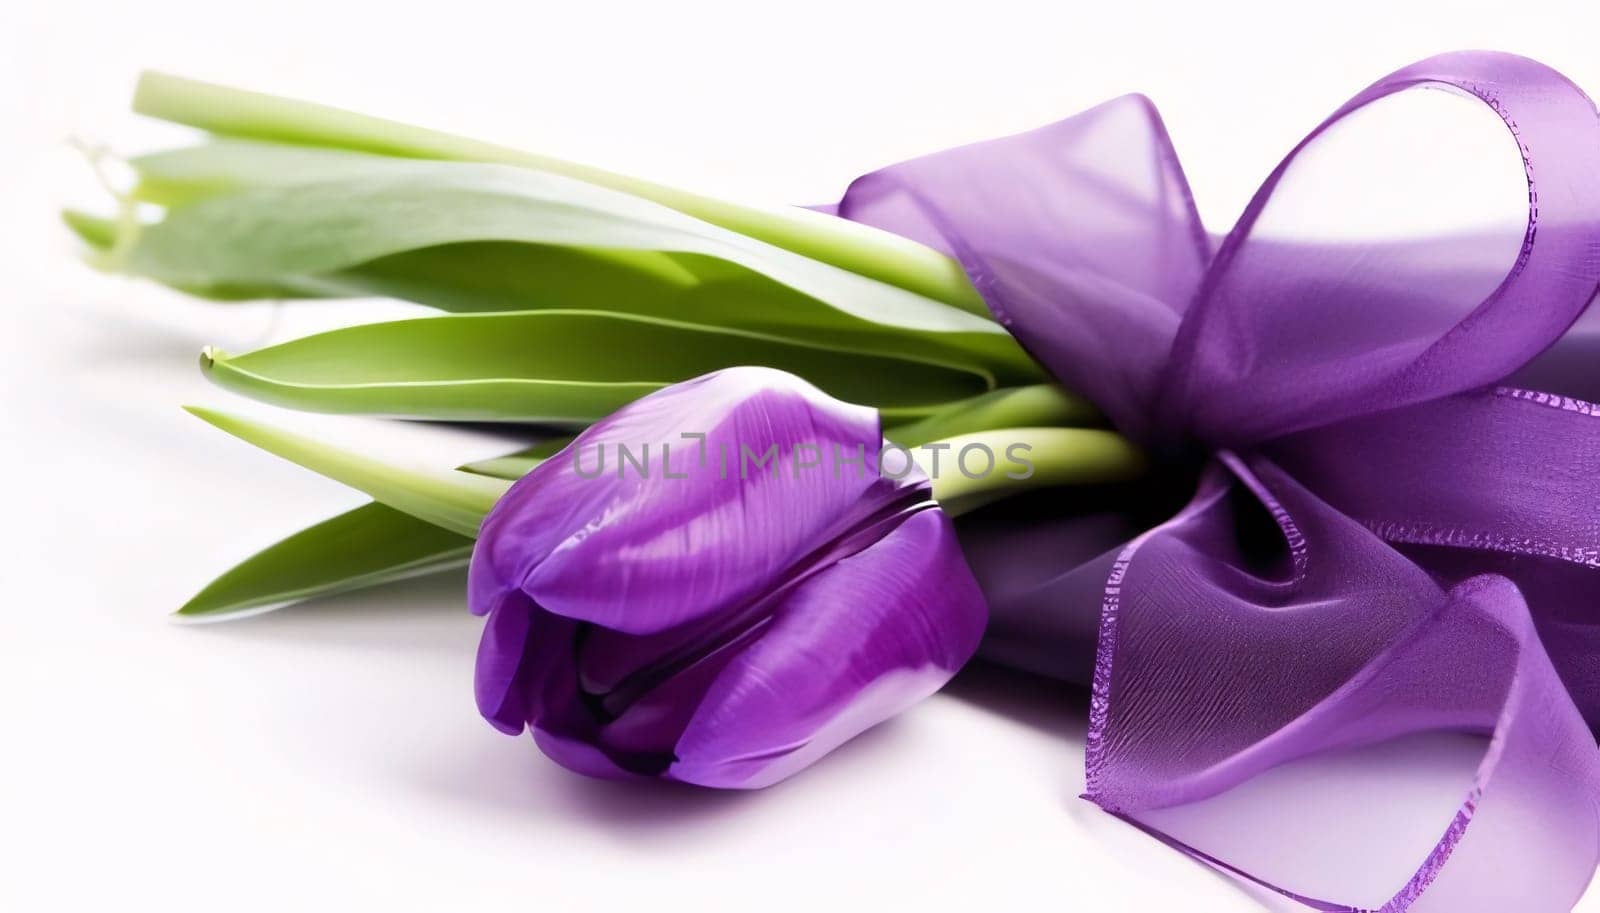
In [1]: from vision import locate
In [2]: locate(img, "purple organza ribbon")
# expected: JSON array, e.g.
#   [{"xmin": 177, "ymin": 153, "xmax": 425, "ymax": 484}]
[{"xmin": 833, "ymin": 52, "xmax": 1600, "ymax": 911}]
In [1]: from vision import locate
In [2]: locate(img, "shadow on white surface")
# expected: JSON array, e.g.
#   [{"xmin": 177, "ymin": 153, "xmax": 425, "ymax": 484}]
[
  {"xmin": 178, "ymin": 569, "xmax": 929, "ymax": 836},
  {"xmin": 945, "ymin": 664, "xmax": 1296, "ymax": 912},
  {"xmin": 942, "ymin": 661, "xmax": 1090, "ymax": 743}
]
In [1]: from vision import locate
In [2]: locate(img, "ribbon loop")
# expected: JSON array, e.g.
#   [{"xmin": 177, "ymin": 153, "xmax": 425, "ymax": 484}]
[
  {"xmin": 1162, "ymin": 51, "xmax": 1600, "ymax": 445},
  {"xmin": 836, "ymin": 94, "xmax": 1209, "ymax": 443},
  {"xmin": 833, "ymin": 50, "xmax": 1600, "ymax": 910},
  {"xmin": 1087, "ymin": 459, "xmax": 1600, "ymax": 912}
]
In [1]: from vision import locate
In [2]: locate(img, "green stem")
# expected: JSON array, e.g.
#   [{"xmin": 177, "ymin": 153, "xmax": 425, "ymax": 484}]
[
  {"xmin": 186, "ymin": 405, "xmax": 1142, "ymax": 533},
  {"xmin": 926, "ymin": 427, "xmax": 1146, "ymax": 516},
  {"xmin": 134, "ymin": 72, "xmax": 988, "ymax": 318},
  {"xmin": 885, "ymin": 384, "xmax": 1103, "ymax": 447},
  {"xmin": 174, "ymin": 414, "xmax": 1144, "ymax": 621}
]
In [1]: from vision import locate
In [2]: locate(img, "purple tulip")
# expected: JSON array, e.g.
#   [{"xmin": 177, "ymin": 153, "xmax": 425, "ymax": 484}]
[{"xmin": 467, "ymin": 367, "xmax": 987, "ymax": 788}]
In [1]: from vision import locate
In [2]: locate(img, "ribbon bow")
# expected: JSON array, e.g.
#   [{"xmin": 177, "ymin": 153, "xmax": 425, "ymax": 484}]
[{"xmin": 835, "ymin": 51, "xmax": 1600, "ymax": 911}]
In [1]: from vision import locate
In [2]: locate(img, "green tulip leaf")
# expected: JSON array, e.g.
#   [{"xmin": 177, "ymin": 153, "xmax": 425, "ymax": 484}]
[
  {"xmin": 198, "ymin": 310, "xmax": 991, "ymax": 423},
  {"xmin": 184, "ymin": 405, "xmax": 510, "ymax": 537},
  {"xmin": 175, "ymin": 502, "xmax": 473, "ymax": 622},
  {"xmin": 175, "ymin": 436, "xmax": 558, "ymax": 621},
  {"xmin": 115, "ymin": 148, "xmax": 1041, "ymax": 384},
  {"xmin": 132, "ymin": 72, "xmax": 988, "ymax": 317},
  {"xmin": 458, "ymin": 438, "xmax": 571, "ymax": 480}
]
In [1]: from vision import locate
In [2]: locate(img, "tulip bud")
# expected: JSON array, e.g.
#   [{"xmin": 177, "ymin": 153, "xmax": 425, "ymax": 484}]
[{"xmin": 469, "ymin": 367, "xmax": 987, "ymax": 787}]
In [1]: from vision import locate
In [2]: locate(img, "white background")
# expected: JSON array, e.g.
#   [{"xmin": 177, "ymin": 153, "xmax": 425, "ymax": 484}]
[{"xmin": 4, "ymin": 1, "xmax": 1598, "ymax": 910}]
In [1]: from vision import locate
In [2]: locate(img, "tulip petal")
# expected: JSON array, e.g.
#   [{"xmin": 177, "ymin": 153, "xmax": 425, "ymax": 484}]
[
  {"xmin": 474, "ymin": 592, "xmax": 539, "ymax": 735},
  {"xmin": 478, "ymin": 599, "xmax": 642, "ymax": 779},
  {"xmin": 471, "ymin": 367, "xmax": 918, "ymax": 634},
  {"xmin": 668, "ymin": 507, "xmax": 986, "ymax": 788},
  {"xmin": 469, "ymin": 367, "xmax": 987, "ymax": 785}
]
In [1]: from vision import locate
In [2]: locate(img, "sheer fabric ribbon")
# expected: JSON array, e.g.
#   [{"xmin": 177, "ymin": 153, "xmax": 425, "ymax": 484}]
[{"xmin": 834, "ymin": 52, "xmax": 1600, "ymax": 910}]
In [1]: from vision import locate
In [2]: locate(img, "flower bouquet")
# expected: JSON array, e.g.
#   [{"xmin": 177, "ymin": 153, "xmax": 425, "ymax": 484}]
[{"xmin": 69, "ymin": 51, "xmax": 1600, "ymax": 912}]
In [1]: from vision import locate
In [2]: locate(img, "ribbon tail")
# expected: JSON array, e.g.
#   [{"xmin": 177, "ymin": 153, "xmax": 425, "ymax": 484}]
[
  {"xmin": 1088, "ymin": 457, "xmax": 1600, "ymax": 911},
  {"xmin": 1270, "ymin": 385, "xmax": 1600, "ymax": 726}
]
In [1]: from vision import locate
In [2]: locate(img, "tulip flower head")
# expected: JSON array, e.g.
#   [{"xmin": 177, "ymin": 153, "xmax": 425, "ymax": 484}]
[{"xmin": 468, "ymin": 367, "xmax": 987, "ymax": 788}]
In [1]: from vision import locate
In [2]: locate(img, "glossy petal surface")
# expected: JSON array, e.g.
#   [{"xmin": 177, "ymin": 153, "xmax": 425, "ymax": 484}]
[
  {"xmin": 470, "ymin": 367, "xmax": 987, "ymax": 785},
  {"xmin": 670, "ymin": 507, "xmax": 986, "ymax": 787}
]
